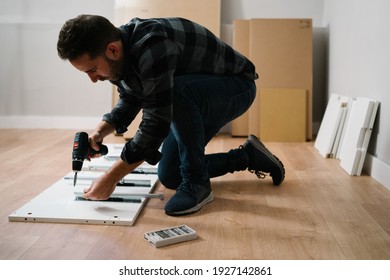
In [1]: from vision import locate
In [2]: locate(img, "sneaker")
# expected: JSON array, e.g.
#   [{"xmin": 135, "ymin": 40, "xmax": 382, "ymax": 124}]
[
  {"xmin": 164, "ymin": 180, "xmax": 214, "ymax": 216},
  {"xmin": 241, "ymin": 134, "xmax": 285, "ymax": 185}
]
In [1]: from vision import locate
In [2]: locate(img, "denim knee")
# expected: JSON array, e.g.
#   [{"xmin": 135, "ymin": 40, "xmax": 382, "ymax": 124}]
[{"xmin": 157, "ymin": 164, "xmax": 181, "ymax": 190}]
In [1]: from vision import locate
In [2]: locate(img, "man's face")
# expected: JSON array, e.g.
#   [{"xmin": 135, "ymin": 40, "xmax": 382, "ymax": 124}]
[{"xmin": 70, "ymin": 53, "xmax": 123, "ymax": 83}]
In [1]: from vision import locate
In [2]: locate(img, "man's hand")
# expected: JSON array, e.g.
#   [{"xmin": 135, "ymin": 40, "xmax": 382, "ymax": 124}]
[
  {"xmin": 83, "ymin": 172, "xmax": 117, "ymax": 200},
  {"xmin": 88, "ymin": 131, "xmax": 105, "ymax": 159},
  {"xmin": 88, "ymin": 121, "xmax": 115, "ymax": 159},
  {"xmin": 83, "ymin": 158, "xmax": 143, "ymax": 200}
]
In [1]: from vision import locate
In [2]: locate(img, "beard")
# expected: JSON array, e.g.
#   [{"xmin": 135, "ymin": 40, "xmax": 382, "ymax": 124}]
[{"xmin": 103, "ymin": 55, "xmax": 124, "ymax": 82}]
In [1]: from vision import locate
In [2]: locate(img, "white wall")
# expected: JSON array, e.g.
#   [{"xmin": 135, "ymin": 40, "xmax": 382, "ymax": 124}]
[
  {"xmin": 323, "ymin": 0, "xmax": 390, "ymax": 187},
  {"xmin": 0, "ymin": 0, "xmax": 115, "ymax": 129}
]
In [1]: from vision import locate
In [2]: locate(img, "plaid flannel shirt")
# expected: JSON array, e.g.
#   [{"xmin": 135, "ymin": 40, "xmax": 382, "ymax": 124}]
[{"xmin": 103, "ymin": 17, "xmax": 258, "ymax": 165}]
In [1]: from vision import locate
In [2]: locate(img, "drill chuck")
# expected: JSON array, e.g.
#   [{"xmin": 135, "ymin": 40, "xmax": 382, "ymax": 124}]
[{"xmin": 72, "ymin": 159, "xmax": 84, "ymax": 173}]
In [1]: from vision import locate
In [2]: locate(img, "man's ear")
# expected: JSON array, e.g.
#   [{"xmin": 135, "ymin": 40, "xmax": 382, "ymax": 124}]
[{"xmin": 105, "ymin": 42, "xmax": 120, "ymax": 60}]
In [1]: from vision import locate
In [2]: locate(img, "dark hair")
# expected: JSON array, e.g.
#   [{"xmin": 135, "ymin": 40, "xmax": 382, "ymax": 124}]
[{"xmin": 57, "ymin": 14, "xmax": 120, "ymax": 60}]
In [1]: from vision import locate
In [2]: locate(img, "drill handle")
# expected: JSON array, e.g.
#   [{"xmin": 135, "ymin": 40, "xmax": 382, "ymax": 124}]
[{"xmin": 89, "ymin": 143, "xmax": 108, "ymax": 156}]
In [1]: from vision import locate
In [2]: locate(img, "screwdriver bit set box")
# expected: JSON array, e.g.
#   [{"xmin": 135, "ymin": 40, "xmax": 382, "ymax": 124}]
[
  {"xmin": 144, "ymin": 224, "xmax": 197, "ymax": 248},
  {"xmin": 8, "ymin": 144, "xmax": 160, "ymax": 226}
]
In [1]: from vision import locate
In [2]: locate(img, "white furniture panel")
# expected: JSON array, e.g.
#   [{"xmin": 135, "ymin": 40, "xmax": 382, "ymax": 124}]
[
  {"xmin": 339, "ymin": 98, "xmax": 379, "ymax": 175},
  {"xmin": 9, "ymin": 143, "xmax": 161, "ymax": 226},
  {"xmin": 314, "ymin": 94, "xmax": 351, "ymax": 157}
]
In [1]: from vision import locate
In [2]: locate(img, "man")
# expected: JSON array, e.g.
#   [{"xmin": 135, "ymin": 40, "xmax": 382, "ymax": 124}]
[{"xmin": 57, "ymin": 15, "xmax": 285, "ymax": 216}]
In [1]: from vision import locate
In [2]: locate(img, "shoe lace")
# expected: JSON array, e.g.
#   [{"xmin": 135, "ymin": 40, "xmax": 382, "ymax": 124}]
[
  {"xmin": 248, "ymin": 169, "xmax": 267, "ymax": 179},
  {"xmin": 239, "ymin": 144, "xmax": 267, "ymax": 180}
]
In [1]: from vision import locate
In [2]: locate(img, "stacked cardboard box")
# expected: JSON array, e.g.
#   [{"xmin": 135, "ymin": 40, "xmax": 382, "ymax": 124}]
[{"xmin": 232, "ymin": 19, "xmax": 313, "ymax": 141}]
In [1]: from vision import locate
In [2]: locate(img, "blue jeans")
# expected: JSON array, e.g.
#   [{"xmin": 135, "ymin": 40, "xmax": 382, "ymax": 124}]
[{"xmin": 157, "ymin": 74, "xmax": 256, "ymax": 189}]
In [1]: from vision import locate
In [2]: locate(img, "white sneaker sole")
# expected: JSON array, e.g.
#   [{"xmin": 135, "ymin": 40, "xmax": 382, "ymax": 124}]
[{"xmin": 165, "ymin": 192, "xmax": 214, "ymax": 216}]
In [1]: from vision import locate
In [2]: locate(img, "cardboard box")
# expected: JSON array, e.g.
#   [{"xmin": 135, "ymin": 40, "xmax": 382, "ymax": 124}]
[
  {"xmin": 115, "ymin": 0, "xmax": 221, "ymax": 36},
  {"xmin": 249, "ymin": 19, "xmax": 313, "ymax": 140},
  {"xmin": 259, "ymin": 88, "xmax": 307, "ymax": 142}
]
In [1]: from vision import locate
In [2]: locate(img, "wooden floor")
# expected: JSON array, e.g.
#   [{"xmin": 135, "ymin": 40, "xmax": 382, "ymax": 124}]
[{"xmin": 0, "ymin": 129, "xmax": 389, "ymax": 260}]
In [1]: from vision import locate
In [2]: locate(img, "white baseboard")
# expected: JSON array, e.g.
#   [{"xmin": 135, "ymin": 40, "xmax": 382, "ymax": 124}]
[
  {"xmin": 363, "ymin": 154, "xmax": 390, "ymax": 190},
  {"xmin": 0, "ymin": 116, "xmax": 102, "ymax": 130}
]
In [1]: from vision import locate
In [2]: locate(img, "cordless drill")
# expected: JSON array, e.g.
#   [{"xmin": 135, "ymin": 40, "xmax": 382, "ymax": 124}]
[{"xmin": 72, "ymin": 131, "xmax": 108, "ymax": 186}]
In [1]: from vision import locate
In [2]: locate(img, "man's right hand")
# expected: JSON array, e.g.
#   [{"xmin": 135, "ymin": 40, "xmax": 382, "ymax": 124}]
[{"xmin": 88, "ymin": 121, "xmax": 115, "ymax": 158}]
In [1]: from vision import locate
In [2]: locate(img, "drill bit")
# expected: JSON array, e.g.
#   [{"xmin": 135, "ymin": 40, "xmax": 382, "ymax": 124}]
[
  {"xmin": 73, "ymin": 172, "xmax": 78, "ymax": 186},
  {"xmin": 72, "ymin": 132, "xmax": 108, "ymax": 187}
]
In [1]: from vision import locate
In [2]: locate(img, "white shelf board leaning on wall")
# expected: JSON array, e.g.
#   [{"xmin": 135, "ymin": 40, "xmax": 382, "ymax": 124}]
[
  {"xmin": 314, "ymin": 94, "xmax": 350, "ymax": 158},
  {"xmin": 315, "ymin": 93, "xmax": 379, "ymax": 176},
  {"xmin": 338, "ymin": 97, "xmax": 379, "ymax": 176}
]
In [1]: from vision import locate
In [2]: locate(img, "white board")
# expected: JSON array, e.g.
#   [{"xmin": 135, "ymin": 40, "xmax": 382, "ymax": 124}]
[
  {"xmin": 8, "ymin": 143, "xmax": 161, "ymax": 226},
  {"xmin": 338, "ymin": 98, "xmax": 379, "ymax": 176},
  {"xmin": 315, "ymin": 95, "xmax": 379, "ymax": 176},
  {"xmin": 8, "ymin": 173, "xmax": 159, "ymax": 226},
  {"xmin": 314, "ymin": 94, "xmax": 351, "ymax": 157}
]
